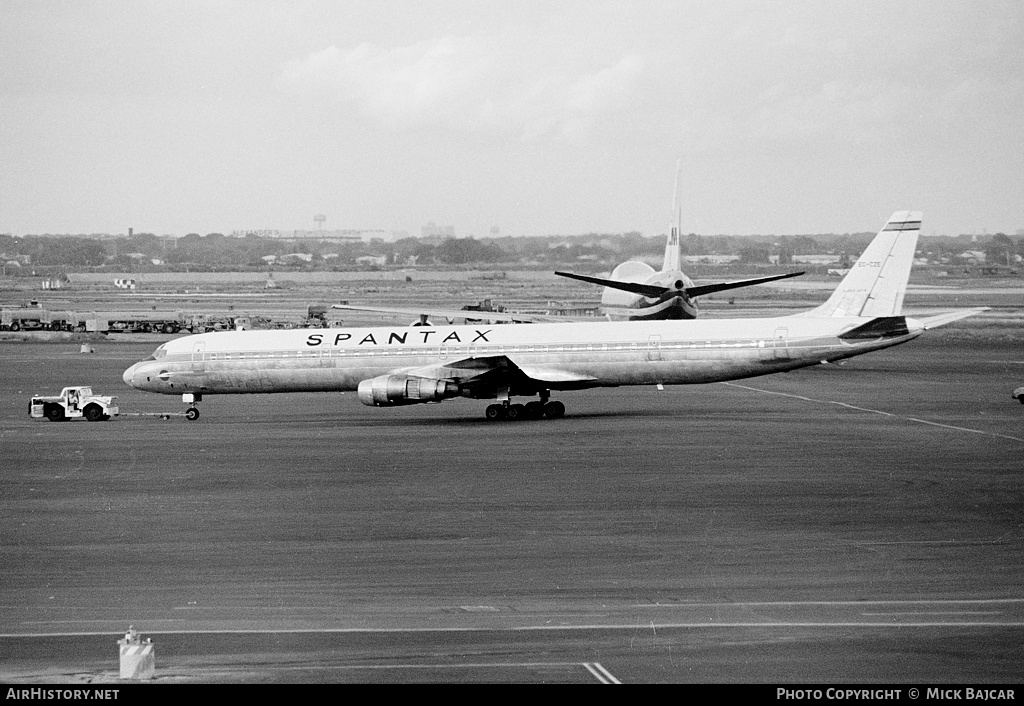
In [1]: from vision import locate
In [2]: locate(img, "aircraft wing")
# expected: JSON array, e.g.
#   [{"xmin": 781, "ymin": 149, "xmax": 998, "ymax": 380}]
[
  {"xmin": 684, "ymin": 271, "xmax": 805, "ymax": 297},
  {"xmin": 914, "ymin": 307, "xmax": 990, "ymax": 329},
  {"xmin": 333, "ymin": 303, "xmax": 543, "ymax": 323},
  {"xmin": 402, "ymin": 354, "xmax": 598, "ymax": 394}
]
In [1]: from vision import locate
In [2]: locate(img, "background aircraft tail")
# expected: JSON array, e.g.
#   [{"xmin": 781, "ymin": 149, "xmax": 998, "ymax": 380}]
[
  {"xmin": 805, "ymin": 211, "xmax": 921, "ymax": 318},
  {"xmin": 662, "ymin": 159, "xmax": 683, "ymax": 273}
]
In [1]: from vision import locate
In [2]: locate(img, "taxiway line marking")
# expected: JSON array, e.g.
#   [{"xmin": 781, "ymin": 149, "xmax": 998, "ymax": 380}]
[
  {"xmin": 860, "ymin": 612, "xmax": 1003, "ymax": 616},
  {"xmin": 720, "ymin": 382, "xmax": 1024, "ymax": 443},
  {"xmin": 221, "ymin": 661, "xmax": 602, "ymax": 670},
  {"xmin": 9, "ymin": 599, "xmax": 1021, "ymax": 613},
  {"xmin": 631, "ymin": 598, "xmax": 1024, "ymax": 607}
]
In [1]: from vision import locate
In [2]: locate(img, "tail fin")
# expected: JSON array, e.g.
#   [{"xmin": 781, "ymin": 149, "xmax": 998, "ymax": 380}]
[
  {"xmin": 663, "ymin": 159, "xmax": 682, "ymax": 272},
  {"xmin": 806, "ymin": 211, "xmax": 921, "ymax": 318}
]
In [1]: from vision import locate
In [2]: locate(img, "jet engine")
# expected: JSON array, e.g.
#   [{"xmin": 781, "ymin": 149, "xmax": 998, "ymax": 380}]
[{"xmin": 357, "ymin": 374, "xmax": 459, "ymax": 406}]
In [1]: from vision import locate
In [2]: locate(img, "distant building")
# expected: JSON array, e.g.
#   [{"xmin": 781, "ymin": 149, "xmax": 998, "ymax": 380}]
[
  {"xmin": 958, "ymin": 250, "xmax": 986, "ymax": 264},
  {"xmin": 230, "ymin": 229, "xmax": 387, "ymax": 242},
  {"xmin": 292, "ymin": 229, "xmax": 386, "ymax": 242},
  {"xmin": 231, "ymin": 229, "xmax": 282, "ymax": 238},
  {"xmin": 793, "ymin": 254, "xmax": 841, "ymax": 265},
  {"xmin": 684, "ymin": 255, "xmax": 740, "ymax": 264},
  {"xmin": 355, "ymin": 255, "xmax": 387, "ymax": 267}
]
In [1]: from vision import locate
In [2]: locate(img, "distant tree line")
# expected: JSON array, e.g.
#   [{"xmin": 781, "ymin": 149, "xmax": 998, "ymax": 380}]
[{"xmin": 0, "ymin": 230, "xmax": 1019, "ymax": 273}]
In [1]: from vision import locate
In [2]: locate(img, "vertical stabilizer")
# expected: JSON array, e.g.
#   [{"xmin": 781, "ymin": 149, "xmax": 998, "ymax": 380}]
[
  {"xmin": 663, "ymin": 160, "xmax": 682, "ymax": 273},
  {"xmin": 807, "ymin": 211, "xmax": 921, "ymax": 318}
]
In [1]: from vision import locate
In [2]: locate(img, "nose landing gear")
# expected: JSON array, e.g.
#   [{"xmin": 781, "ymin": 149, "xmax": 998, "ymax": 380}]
[{"xmin": 183, "ymin": 393, "xmax": 202, "ymax": 421}]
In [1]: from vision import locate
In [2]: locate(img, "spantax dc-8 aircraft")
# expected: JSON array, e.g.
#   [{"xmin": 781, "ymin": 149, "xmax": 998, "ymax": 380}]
[{"xmin": 122, "ymin": 211, "xmax": 984, "ymax": 421}]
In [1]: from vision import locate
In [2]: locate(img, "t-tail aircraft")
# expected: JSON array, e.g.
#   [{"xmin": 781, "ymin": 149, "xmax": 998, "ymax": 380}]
[
  {"xmin": 556, "ymin": 161, "xmax": 804, "ymax": 319},
  {"xmin": 122, "ymin": 211, "xmax": 985, "ymax": 421}
]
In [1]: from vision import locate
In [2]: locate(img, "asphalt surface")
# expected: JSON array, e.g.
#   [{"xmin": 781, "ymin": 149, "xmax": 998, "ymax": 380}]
[{"xmin": 1, "ymin": 333, "xmax": 1022, "ymax": 683}]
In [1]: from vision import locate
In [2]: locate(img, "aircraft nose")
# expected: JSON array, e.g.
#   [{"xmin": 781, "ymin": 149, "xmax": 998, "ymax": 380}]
[{"xmin": 123, "ymin": 363, "xmax": 139, "ymax": 388}]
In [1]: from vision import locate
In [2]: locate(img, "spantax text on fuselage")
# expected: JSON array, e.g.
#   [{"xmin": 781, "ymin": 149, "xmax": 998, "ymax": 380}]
[{"xmin": 304, "ymin": 329, "xmax": 494, "ymax": 348}]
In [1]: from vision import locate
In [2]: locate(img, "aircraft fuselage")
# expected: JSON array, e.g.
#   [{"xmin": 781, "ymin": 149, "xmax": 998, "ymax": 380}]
[{"xmin": 123, "ymin": 315, "xmax": 923, "ymax": 398}]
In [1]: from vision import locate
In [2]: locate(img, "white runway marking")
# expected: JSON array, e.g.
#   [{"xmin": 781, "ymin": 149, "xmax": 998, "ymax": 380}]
[
  {"xmin": 720, "ymin": 382, "xmax": 1024, "ymax": 444},
  {"xmin": 584, "ymin": 662, "xmax": 621, "ymax": 684}
]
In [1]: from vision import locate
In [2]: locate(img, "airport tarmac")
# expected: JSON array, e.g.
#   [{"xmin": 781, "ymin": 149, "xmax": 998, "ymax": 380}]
[{"xmin": 1, "ymin": 332, "xmax": 1022, "ymax": 683}]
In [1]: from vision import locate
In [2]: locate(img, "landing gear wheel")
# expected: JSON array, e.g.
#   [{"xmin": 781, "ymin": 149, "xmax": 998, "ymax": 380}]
[
  {"xmin": 524, "ymin": 401, "xmax": 544, "ymax": 419},
  {"xmin": 506, "ymin": 403, "xmax": 526, "ymax": 421},
  {"xmin": 185, "ymin": 407, "xmax": 200, "ymax": 421},
  {"xmin": 543, "ymin": 401, "xmax": 566, "ymax": 419},
  {"xmin": 485, "ymin": 404, "xmax": 506, "ymax": 421}
]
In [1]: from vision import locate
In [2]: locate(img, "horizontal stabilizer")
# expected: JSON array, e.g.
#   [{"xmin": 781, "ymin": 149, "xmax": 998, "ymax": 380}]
[
  {"xmin": 838, "ymin": 316, "xmax": 911, "ymax": 340},
  {"xmin": 555, "ymin": 270, "xmax": 804, "ymax": 300},
  {"xmin": 555, "ymin": 271, "xmax": 667, "ymax": 299},
  {"xmin": 684, "ymin": 271, "xmax": 804, "ymax": 298},
  {"xmin": 916, "ymin": 308, "xmax": 990, "ymax": 329}
]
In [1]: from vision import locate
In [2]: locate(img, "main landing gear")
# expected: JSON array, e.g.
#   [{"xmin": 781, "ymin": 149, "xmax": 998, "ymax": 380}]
[{"xmin": 484, "ymin": 391, "xmax": 566, "ymax": 422}]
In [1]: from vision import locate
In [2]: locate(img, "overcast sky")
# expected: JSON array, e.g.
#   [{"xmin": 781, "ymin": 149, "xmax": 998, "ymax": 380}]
[{"xmin": 2, "ymin": 1, "xmax": 1022, "ymax": 238}]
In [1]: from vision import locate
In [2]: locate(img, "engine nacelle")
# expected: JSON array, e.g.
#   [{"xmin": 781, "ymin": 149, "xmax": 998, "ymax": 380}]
[{"xmin": 357, "ymin": 374, "xmax": 460, "ymax": 406}]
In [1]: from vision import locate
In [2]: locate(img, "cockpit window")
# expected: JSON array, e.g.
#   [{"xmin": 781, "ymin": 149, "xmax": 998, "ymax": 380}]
[{"xmin": 145, "ymin": 344, "xmax": 169, "ymax": 361}]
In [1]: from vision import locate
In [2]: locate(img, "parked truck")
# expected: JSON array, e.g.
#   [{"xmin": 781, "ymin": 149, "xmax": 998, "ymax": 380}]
[
  {"xmin": 1, "ymin": 307, "xmax": 46, "ymax": 331},
  {"xmin": 29, "ymin": 386, "xmax": 119, "ymax": 422}
]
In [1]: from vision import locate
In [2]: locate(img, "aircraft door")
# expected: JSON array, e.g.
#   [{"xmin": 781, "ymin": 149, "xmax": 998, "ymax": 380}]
[
  {"xmin": 191, "ymin": 341, "xmax": 206, "ymax": 372},
  {"xmin": 647, "ymin": 335, "xmax": 663, "ymax": 361},
  {"xmin": 773, "ymin": 328, "xmax": 790, "ymax": 360}
]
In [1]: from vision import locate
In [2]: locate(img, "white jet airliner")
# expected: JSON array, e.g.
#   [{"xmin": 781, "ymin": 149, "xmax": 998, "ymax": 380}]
[
  {"xmin": 122, "ymin": 212, "xmax": 984, "ymax": 421},
  {"xmin": 555, "ymin": 162, "xmax": 803, "ymax": 320},
  {"xmin": 332, "ymin": 162, "xmax": 803, "ymax": 325}
]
